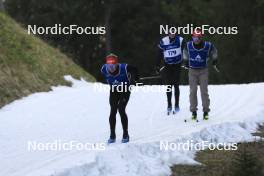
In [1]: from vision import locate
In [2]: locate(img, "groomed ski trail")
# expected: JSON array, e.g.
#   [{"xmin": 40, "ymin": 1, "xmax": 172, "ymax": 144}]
[{"xmin": 0, "ymin": 76, "xmax": 263, "ymax": 176}]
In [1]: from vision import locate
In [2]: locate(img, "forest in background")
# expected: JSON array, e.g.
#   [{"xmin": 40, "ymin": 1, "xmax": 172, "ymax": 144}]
[{"xmin": 4, "ymin": 0, "xmax": 264, "ymax": 84}]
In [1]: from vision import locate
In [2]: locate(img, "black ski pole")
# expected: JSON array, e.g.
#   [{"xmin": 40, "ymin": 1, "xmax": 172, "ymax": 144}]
[
  {"xmin": 139, "ymin": 75, "xmax": 161, "ymax": 80},
  {"xmin": 213, "ymin": 65, "xmax": 220, "ymax": 73}
]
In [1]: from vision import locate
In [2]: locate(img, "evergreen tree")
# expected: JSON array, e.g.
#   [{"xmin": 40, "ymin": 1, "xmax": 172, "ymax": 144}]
[{"xmin": 4, "ymin": 0, "xmax": 264, "ymax": 83}]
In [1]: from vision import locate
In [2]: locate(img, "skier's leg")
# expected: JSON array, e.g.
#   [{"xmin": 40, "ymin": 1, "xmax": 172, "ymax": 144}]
[
  {"xmin": 163, "ymin": 65, "xmax": 173, "ymax": 111},
  {"xmin": 173, "ymin": 63, "xmax": 181, "ymax": 109},
  {"xmin": 166, "ymin": 85, "xmax": 173, "ymax": 108},
  {"xmin": 118, "ymin": 91, "xmax": 131, "ymax": 138},
  {"xmin": 189, "ymin": 69, "xmax": 198, "ymax": 113},
  {"xmin": 174, "ymin": 84, "xmax": 180, "ymax": 108},
  {"xmin": 109, "ymin": 91, "xmax": 119, "ymax": 139},
  {"xmin": 199, "ymin": 68, "xmax": 210, "ymax": 114}
]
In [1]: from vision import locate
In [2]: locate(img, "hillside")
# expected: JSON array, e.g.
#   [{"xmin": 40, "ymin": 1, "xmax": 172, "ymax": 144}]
[{"xmin": 0, "ymin": 13, "xmax": 95, "ymax": 107}]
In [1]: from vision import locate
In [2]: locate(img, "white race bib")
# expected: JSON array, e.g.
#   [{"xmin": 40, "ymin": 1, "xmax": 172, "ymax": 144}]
[{"xmin": 163, "ymin": 48, "xmax": 181, "ymax": 58}]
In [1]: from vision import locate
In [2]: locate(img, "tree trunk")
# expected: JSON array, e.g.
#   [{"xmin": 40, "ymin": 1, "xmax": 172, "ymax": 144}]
[
  {"xmin": 105, "ymin": 1, "xmax": 112, "ymax": 55},
  {"xmin": 0, "ymin": 0, "xmax": 4, "ymax": 11}
]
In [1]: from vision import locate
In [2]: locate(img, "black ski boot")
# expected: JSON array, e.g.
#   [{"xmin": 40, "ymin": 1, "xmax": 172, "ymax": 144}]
[
  {"xmin": 203, "ymin": 112, "xmax": 209, "ymax": 120},
  {"xmin": 167, "ymin": 106, "xmax": 172, "ymax": 115},
  {"xmin": 107, "ymin": 133, "xmax": 116, "ymax": 144},
  {"xmin": 191, "ymin": 111, "xmax": 199, "ymax": 122},
  {"xmin": 121, "ymin": 132, "xmax": 129, "ymax": 143}
]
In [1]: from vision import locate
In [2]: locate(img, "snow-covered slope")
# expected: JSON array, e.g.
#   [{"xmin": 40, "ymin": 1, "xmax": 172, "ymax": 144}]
[{"xmin": 0, "ymin": 76, "xmax": 263, "ymax": 176}]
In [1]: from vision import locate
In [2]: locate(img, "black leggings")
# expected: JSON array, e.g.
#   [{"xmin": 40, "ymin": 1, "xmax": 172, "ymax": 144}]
[
  {"xmin": 162, "ymin": 64, "xmax": 181, "ymax": 108},
  {"xmin": 109, "ymin": 91, "xmax": 130, "ymax": 138},
  {"xmin": 166, "ymin": 84, "xmax": 180, "ymax": 108}
]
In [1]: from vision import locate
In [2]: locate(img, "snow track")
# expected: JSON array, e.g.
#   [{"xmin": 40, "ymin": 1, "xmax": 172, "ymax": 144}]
[{"xmin": 0, "ymin": 76, "xmax": 263, "ymax": 176}]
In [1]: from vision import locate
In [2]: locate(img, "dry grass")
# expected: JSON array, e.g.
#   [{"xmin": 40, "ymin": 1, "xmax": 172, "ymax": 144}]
[
  {"xmin": 171, "ymin": 125, "xmax": 264, "ymax": 176},
  {"xmin": 0, "ymin": 12, "xmax": 95, "ymax": 107}
]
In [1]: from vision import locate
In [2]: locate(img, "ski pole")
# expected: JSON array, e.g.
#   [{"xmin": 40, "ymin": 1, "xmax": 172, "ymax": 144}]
[
  {"xmin": 181, "ymin": 65, "xmax": 189, "ymax": 70},
  {"xmin": 213, "ymin": 65, "xmax": 220, "ymax": 73},
  {"xmin": 159, "ymin": 66, "xmax": 165, "ymax": 72},
  {"xmin": 139, "ymin": 75, "xmax": 161, "ymax": 80},
  {"xmin": 213, "ymin": 65, "xmax": 230, "ymax": 83}
]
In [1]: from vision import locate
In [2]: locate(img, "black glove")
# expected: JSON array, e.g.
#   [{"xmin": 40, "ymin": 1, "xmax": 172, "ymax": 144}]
[
  {"xmin": 213, "ymin": 65, "xmax": 220, "ymax": 73},
  {"xmin": 212, "ymin": 60, "xmax": 218, "ymax": 66},
  {"xmin": 129, "ymin": 74, "xmax": 137, "ymax": 85},
  {"xmin": 182, "ymin": 61, "xmax": 189, "ymax": 70}
]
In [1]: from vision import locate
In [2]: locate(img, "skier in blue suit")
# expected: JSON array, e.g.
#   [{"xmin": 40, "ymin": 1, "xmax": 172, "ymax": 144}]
[
  {"xmin": 101, "ymin": 53, "xmax": 138, "ymax": 143},
  {"xmin": 183, "ymin": 30, "xmax": 218, "ymax": 120},
  {"xmin": 157, "ymin": 32, "xmax": 185, "ymax": 115}
]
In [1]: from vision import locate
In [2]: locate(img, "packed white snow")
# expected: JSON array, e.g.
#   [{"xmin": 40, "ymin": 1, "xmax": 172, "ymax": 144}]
[{"xmin": 0, "ymin": 76, "xmax": 263, "ymax": 176}]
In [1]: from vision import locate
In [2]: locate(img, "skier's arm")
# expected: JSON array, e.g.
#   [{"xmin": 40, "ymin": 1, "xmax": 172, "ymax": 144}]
[
  {"xmin": 181, "ymin": 39, "xmax": 186, "ymax": 57},
  {"xmin": 100, "ymin": 65, "xmax": 104, "ymax": 74},
  {"xmin": 181, "ymin": 39, "xmax": 187, "ymax": 66},
  {"xmin": 156, "ymin": 48, "xmax": 163, "ymax": 71},
  {"xmin": 100, "ymin": 65, "xmax": 109, "ymax": 84},
  {"xmin": 210, "ymin": 44, "xmax": 218, "ymax": 66},
  {"xmin": 127, "ymin": 65, "xmax": 139, "ymax": 82},
  {"xmin": 155, "ymin": 39, "xmax": 164, "ymax": 73},
  {"xmin": 183, "ymin": 44, "xmax": 189, "ymax": 68}
]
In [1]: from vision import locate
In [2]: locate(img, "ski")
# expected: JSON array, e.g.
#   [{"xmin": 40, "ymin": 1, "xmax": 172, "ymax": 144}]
[
  {"xmin": 167, "ymin": 107, "xmax": 180, "ymax": 115},
  {"xmin": 106, "ymin": 140, "xmax": 129, "ymax": 145},
  {"xmin": 168, "ymin": 110, "xmax": 177, "ymax": 115},
  {"xmin": 184, "ymin": 118, "xmax": 210, "ymax": 122},
  {"xmin": 184, "ymin": 119, "xmax": 199, "ymax": 123},
  {"xmin": 107, "ymin": 138, "xmax": 116, "ymax": 144}
]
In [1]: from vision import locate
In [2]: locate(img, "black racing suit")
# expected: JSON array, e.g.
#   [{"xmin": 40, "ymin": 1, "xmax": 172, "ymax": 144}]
[
  {"xmin": 107, "ymin": 65, "xmax": 138, "ymax": 139},
  {"xmin": 157, "ymin": 37, "xmax": 185, "ymax": 108}
]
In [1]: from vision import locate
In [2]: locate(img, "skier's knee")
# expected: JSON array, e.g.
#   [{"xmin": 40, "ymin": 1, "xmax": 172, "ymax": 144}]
[
  {"xmin": 190, "ymin": 89, "xmax": 197, "ymax": 94},
  {"xmin": 118, "ymin": 107, "xmax": 126, "ymax": 114},
  {"xmin": 110, "ymin": 107, "xmax": 118, "ymax": 115},
  {"xmin": 166, "ymin": 85, "xmax": 173, "ymax": 92}
]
